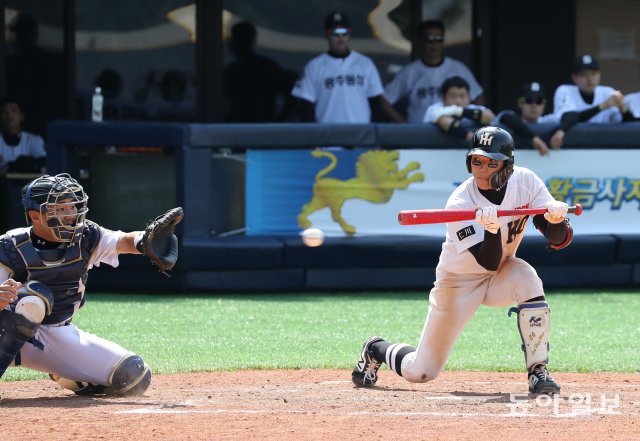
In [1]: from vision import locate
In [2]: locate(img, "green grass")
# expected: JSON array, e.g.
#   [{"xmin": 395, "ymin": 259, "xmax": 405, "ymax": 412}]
[{"xmin": 3, "ymin": 290, "xmax": 639, "ymax": 381}]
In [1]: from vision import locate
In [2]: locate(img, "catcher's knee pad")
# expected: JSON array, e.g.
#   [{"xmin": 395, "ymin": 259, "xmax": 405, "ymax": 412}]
[
  {"xmin": 14, "ymin": 281, "xmax": 54, "ymax": 323},
  {"xmin": 508, "ymin": 301, "xmax": 550, "ymax": 371},
  {"xmin": 0, "ymin": 308, "xmax": 41, "ymax": 378},
  {"xmin": 105, "ymin": 353, "xmax": 152, "ymax": 396}
]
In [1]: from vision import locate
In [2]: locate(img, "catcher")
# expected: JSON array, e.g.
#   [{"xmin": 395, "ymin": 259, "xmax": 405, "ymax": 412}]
[{"xmin": 0, "ymin": 173, "xmax": 183, "ymax": 396}]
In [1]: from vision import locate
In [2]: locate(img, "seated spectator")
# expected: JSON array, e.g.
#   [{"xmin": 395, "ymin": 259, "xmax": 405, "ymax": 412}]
[
  {"xmin": 134, "ymin": 69, "xmax": 195, "ymax": 122},
  {"xmin": 92, "ymin": 68, "xmax": 142, "ymax": 121},
  {"xmin": 423, "ymin": 76, "xmax": 494, "ymax": 142},
  {"xmin": 0, "ymin": 97, "xmax": 46, "ymax": 174},
  {"xmin": 385, "ymin": 19, "xmax": 484, "ymax": 123},
  {"xmin": 494, "ymin": 82, "xmax": 565, "ymax": 156},
  {"xmin": 553, "ymin": 55, "xmax": 635, "ymax": 125}
]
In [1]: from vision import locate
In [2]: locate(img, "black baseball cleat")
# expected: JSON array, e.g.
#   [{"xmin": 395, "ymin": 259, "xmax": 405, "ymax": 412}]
[
  {"xmin": 528, "ymin": 364, "xmax": 561, "ymax": 394},
  {"xmin": 351, "ymin": 336, "xmax": 384, "ymax": 387}
]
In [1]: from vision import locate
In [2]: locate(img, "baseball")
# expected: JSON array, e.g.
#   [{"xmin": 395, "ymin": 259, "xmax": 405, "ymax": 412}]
[{"xmin": 301, "ymin": 228, "xmax": 325, "ymax": 247}]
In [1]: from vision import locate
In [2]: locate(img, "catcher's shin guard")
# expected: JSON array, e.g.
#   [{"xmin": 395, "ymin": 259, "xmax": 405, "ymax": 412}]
[
  {"xmin": 0, "ymin": 309, "xmax": 41, "ymax": 378},
  {"xmin": 51, "ymin": 354, "xmax": 151, "ymax": 397},
  {"xmin": 105, "ymin": 353, "xmax": 151, "ymax": 396},
  {"xmin": 508, "ymin": 301, "xmax": 550, "ymax": 372}
]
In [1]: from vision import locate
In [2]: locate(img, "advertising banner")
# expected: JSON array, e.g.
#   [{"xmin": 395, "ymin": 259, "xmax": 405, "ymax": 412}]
[{"xmin": 246, "ymin": 148, "xmax": 640, "ymax": 236}]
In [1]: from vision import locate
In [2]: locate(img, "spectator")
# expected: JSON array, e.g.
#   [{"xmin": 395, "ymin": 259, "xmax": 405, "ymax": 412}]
[
  {"xmin": 224, "ymin": 21, "xmax": 292, "ymax": 122},
  {"xmin": 494, "ymin": 82, "xmax": 565, "ymax": 156},
  {"xmin": 384, "ymin": 19, "xmax": 484, "ymax": 123},
  {"xmin": 0, "ymin": 97, "xmax": 46, "ymax": 174},
  {"xmin": 423, "ymin": 76, "xmax": 494, "ymax": 142},
  {"xmin": 291, "ymin": 12, "xmax": 402, "ymax": 123},
  {"xmin": 134, "ymin": 69, "xmax": 195, "ymax": 122},
  {"xmin": 92, "ymin": 68, "xmax": 142, "ymax": 121},
  {"xmin": 553, "ymin": 54, "xmax": 635, "ymax": 127},
  {"xmin": 5, "ymin": 13, "xmax": 64, "ymax": 137}
]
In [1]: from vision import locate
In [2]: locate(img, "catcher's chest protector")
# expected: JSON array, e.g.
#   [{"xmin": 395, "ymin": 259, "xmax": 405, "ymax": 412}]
[{"xmin": 6, "ymin": 224, "xmax": 101, "ymax": 325}]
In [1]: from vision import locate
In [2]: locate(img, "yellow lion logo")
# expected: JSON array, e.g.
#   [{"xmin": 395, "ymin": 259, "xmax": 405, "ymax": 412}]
[{"xmin": 297, "ymin": 149, "xmax": 424, "ymax": 235}]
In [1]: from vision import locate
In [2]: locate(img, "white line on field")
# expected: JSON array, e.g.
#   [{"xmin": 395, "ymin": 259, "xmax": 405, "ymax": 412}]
[{"xmin": 115, "ymin": 408, "xmax": 640, "ymax": 418}]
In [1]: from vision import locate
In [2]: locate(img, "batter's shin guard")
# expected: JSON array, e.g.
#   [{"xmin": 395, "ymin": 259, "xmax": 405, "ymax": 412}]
[
  {"xmin": 508, "ymin": 301, "xmax": 550, "ymax": 372},
  {"xmin": 0, "ymin": 309, "xmax": 40, "ymax": 378}
]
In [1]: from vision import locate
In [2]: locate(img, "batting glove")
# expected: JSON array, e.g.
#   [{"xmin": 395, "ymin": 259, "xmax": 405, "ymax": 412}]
[
  {"xmin": 544, "ymin": 200, "xmax": 568, "ymax": 224},
  {"xmin": 475, "ymin": 206, "xmax": 500, "ymax": 234}
]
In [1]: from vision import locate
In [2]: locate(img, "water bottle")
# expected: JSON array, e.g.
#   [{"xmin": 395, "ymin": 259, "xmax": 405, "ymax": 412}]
[{"xmin": 92, "ymin": 86, "xmax": 103, "ymax": 122}]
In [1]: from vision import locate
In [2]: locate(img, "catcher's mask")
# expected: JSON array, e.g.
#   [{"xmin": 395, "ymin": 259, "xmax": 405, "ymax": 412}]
[
  {"xmin": 21, "ymin": 173, "xmax": 89, "ymax": 245},
  {"xmin": 466, "ymin": 126, "xmax": 515, "ymax": 190}
]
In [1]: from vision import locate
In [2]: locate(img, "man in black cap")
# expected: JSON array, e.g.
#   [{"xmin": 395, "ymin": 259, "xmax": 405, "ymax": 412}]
[
  {"xmin": 291, "ymin": 11, "xmax": 402, "ymax": 123},
  {"xmin": 493, "ymin": 82, "xmax": 566, "ymax": 155},
  {"xmin": 550, "ymin": 54, "xmax": 638, "ymax": 142},
  {"xmin": 552, "ymin": 54, "xmax": 631, "ymax": 124}
]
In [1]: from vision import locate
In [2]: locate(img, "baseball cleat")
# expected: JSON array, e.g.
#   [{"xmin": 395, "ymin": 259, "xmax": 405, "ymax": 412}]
[
  {"xmin": 351, "ymin": 336, "xmax": 384, "ymax": 387},
  {"xmin": 528, "ymin": 364, "xmax": 561, "ymax": 394}
]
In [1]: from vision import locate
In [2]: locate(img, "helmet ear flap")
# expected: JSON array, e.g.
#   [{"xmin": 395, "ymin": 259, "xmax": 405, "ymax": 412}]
[
  {"xmin": 489, "ymin": 163, "xmax": 514, "ymax": 190},
  {"xmin": 466, "ymin": 156, "xmax": 472, "ymax": 173}
]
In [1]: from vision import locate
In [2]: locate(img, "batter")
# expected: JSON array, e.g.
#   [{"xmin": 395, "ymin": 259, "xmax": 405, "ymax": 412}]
[{"xmin": 352, "ymin": 126, "xmax": 573, "ymax": 394}]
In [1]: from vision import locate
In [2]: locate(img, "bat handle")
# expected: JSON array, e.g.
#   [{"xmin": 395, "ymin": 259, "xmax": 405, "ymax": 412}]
[{"xmin": 568, "ymin": 204, "xmax": 583, "ymax": 216}]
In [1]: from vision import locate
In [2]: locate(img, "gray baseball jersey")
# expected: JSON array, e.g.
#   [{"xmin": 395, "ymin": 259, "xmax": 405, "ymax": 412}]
[{"xmin": 384, "ymin": 57, "xmax": 483, "ymax": 123}]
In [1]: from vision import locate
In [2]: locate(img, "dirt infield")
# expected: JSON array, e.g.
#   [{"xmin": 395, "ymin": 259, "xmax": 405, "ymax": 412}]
[{"xmin": 1, "ymin": 370, "xmax": 639, "ymax": 440}]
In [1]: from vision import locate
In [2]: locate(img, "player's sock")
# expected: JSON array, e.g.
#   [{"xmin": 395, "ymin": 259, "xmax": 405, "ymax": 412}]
[
  {"xmin": 371, "ymin": 341, "xmax": 415, "ymax": 376},
  {"xmin": 370, "ymin": 339, "xmax": 391, "ymax": 361}
]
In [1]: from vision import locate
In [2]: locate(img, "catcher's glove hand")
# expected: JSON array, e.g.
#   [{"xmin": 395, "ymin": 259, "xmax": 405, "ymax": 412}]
[{"xmin": 136, "ymin": 207, "xmax": 184, "ymax": 276}]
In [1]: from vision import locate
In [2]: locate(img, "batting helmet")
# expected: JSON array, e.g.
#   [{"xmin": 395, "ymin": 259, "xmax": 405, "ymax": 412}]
[
  {"xmin": 466, "ymin": 126, "xmax": 515, "ymax": 190},
  {"xmin": 21, "ymin": 173, "xmax": 89, "ymax": 245}
]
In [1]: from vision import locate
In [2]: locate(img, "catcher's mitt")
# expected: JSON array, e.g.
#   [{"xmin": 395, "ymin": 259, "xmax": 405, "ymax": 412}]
[{"xmin": 136, "ymin": 207, "xmax": 184, "ymax": 275}]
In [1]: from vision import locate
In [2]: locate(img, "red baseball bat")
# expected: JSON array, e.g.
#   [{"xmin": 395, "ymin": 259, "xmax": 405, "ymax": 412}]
[{"xmin": 398, "ymin": 204, "xmax": 583, "ymax": 225}]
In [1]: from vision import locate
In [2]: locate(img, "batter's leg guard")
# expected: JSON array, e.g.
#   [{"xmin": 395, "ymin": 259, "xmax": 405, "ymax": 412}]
[
  {"xmin": 0, "ymin": 309, "xmax": 41, "ymax": 378},
  {"xmin": 508, "ymin": 301, "xmax": 550, "ymax": 372}
]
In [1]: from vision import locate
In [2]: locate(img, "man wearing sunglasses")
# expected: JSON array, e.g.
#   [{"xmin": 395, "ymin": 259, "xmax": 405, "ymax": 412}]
[
  {"xmin": 493, "ymin": 82, "xmax": 566, "ymax": 156},
  {"xmin": 384, "ymin": 19, "xmax": 484, "ymax": 123},
  {"xmin": 291, "ymin": 12, "xmax": 402, "ymax": 123}
]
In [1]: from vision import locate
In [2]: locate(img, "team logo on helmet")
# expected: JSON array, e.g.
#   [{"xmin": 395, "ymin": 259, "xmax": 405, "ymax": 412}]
[{"xmin": 477, "ymin": 132, "xmax": 494, "ymax": 146}]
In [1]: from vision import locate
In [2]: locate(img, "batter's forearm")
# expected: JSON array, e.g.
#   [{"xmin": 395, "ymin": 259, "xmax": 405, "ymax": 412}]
[{"xmin": 468, "ymin": 230, "xmax": 502, "ymax": 271}]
